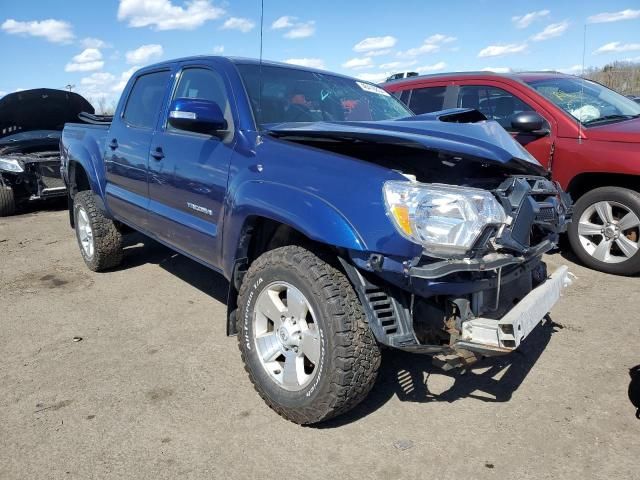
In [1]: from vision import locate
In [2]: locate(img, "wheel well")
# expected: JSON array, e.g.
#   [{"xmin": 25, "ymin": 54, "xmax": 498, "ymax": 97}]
[
  {"xmin": 240, "ymin": 216, "xmax": 338, "ymax": 270},
  {"xmin": 69, "ymin": 162, "xmax": 91, "ymax": 196},
  {"xmin": 67, "ymin": 162, "xmax": 91, "ymax": 227},
  {"xmin": 226, "ymin": 216, "xmax": 341, "ymax": 336},
  {"xmin": 567, "ymin": 173, "xmax": 640, "ymax": 201}
]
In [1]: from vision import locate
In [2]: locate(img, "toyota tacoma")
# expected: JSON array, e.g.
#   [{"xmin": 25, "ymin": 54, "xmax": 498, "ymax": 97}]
[{"xmin": 61, "ymin": 57, "xmax": 572, "ymax": 424}]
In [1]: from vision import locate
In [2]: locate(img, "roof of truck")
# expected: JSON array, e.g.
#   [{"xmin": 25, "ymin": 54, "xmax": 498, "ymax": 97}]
[{"xmin": 142, "ymin": 55, "xmax": 356, "ymax": 81}]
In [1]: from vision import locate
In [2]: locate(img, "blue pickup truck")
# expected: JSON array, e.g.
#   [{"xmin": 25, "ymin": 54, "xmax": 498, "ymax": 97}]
[{"xmin": 61, "ymin": 56, "xmax": 572, "ymax": 424}]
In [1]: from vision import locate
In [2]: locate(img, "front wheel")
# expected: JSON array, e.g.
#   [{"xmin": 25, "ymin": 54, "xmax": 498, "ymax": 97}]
[
  {"xmin": 0, "ymin": 185, "xmax": 16, "ymax": 217},
  {"xmin": 237, "ymin": 245, "xmax": 381, "ymax": 424},
  {"xmin": 568, "ymin": 187, "xmax": 640, "ymax": 275}
]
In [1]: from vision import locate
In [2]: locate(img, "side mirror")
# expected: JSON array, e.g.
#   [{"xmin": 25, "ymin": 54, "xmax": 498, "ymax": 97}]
[
  {"xmin": 168, "ymin": 98, "xmax": 227, "ymax": 134},
  {"xmin": 510, "ymin": 111, "xmax": 548, "ymax": 135}
]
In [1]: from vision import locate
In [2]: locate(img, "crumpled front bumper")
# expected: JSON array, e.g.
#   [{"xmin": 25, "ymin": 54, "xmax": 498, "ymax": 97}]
[{"xmin": 453, "ymin": 265, "xmax": 573, "ymax": 355}]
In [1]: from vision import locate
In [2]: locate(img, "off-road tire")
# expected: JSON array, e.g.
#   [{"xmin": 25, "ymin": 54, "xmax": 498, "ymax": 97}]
[
  {"xmin": 73, "ymin": 191, "xmax": 123, "ymax": 271},
  {"xmin": 568, "ymin": 187, "xmax": 640, "ymax": 276},
  {"xmin": 0, "ymin": 186, "xmax": 16, "ymax": 217},
  {"xmin": 237, "ymin": 245, "xmax": 381, "ymax": 425}
]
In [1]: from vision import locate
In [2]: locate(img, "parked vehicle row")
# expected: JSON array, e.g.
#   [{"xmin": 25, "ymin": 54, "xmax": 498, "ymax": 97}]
[
  {"xmin": 61, "ymin": 56, "xmax": 573, "ymax": 424},
  {"xmin": 382, "ymin": 72, "xmax": 640, "ymax": 275}
]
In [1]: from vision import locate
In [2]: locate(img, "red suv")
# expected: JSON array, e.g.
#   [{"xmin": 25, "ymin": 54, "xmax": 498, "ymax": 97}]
[{"xmin": 383, "ymin": 72, "xmax": 640, "ymax": 275}]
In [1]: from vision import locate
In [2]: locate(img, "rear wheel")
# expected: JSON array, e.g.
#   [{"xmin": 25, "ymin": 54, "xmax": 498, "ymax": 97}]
[
  {"xmin": 237, "ymin": 245, "xmax": 380, "ymax": 424},
  {"xmin": 73, "ymin": 191, "xmax": 123, "ymax": 271},
  {"xmin": 568, "ymin": 187, "xmax": 640, "ymax": 275},
  {"xmin": 0, "ymin": 185, "xmax": 16, "ymax": 217}
]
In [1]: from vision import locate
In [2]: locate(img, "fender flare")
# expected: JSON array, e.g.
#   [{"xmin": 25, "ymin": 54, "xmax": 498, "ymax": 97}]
[{"xmin": 221, "ymin": 180, "xmax": 367, "ymax": 278}]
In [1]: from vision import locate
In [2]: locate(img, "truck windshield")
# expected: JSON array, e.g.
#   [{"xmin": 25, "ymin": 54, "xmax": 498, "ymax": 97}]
[
  {"xmin": 526, "ymin": 77, "xmax": 640, "ymax": 126},
  {"xmin": 236, "ymin": 64, "xmax": 413, "ymax": 128}
]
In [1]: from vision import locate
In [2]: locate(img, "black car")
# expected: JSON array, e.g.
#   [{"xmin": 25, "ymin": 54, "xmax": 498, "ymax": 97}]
[{"xmin": 0, "ymin": 88, "xmax": 94, "ymax": 216}]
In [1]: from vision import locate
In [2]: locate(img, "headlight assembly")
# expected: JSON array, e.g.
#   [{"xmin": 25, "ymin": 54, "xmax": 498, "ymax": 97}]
[
  {"xmin": 0, "ymin": 157, "xmax": 24, "ymax": 173},
  {"xmin": 383, "ymin": 181, "xmax": 507, "ymax": 258}
]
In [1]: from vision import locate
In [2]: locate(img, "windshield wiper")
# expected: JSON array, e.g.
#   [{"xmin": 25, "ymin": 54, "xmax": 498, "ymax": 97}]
[{"xmin": 584, "ymin": 114, "xmax": 637, "ymax": 125}]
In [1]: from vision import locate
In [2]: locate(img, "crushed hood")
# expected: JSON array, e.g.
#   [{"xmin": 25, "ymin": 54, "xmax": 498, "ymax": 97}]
[
  {"xmin": 0, "ymin": 88, "xmax": 94, "ymax": 139},
  {"xmin": 267, "ymin": 109, "xmax": 546, "ymax": 175}
]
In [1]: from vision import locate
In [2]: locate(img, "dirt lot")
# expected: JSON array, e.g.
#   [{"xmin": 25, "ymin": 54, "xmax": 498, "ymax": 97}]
[{"xmin": 1, "ymin": 205, "xmax": 639, "ymax": 480}]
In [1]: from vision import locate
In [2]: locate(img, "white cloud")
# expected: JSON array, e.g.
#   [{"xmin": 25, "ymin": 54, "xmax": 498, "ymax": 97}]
[
  {"xmin": 222, "ymin": 17, "xmax": 255, "ymax": 33},
  {"xmin": 353, "ymin": 36, "xmax": 397, "ymax": 53},
  {"xmin": 284, "ymin": 21, "xmax": 315, "ymax": 39},
  {"xmin": 271, "ymin": 16, "xmax": 296, "ymax": 29},
  {"xmin": 284, "ymin": 58, "xmax": 325, "ymax": 69},
  {"xmin": 379, "ymin": 60, "xmax": 417, "ymax": 70},
  {"xmin": 588, "ymin": 9, "xmax": 640, "ymax": 24},
  {"xmin": 342, "ymin": 57, "xmax": 373, "ymax": 69},
  {"xmin": 512, "ymin": 10, "xmax": 550, "ymax": 29},
  {"xmin": 212, "ymin": 45, "xmax": 224, "ymax": 54},
  {"xmin": 594, "ymin": 42, "xmax": 640, "ymax": 54},
  {"xmin": 365, "ymin": 49, "xmax": 391, "ymax": 57},
  {"xmin": 117, "ymin": 0, "xmax": 225, "ymax": 30},
  {"xmin": 125, "ymin": 44, "xmax": 164, "ymax": 64},
  {"xmin": 557, "ymin": 65, "xmax": 583, "ymax": 74},
  {"xmin": 531, "ymin": 21, "xmax": 569, "ymax": 41},
  {"xmin": 81, "ymin": 37, "xmax": 110, "ymax": 49},
  {"xmin": 0, "ymin": 91, "xmax": 7, "ymax": 98},
  {"xmin": 481, "ymin": 67, "xmax": 512, "ymax": 73},
  {"xmin": 478, "ymin": 43, "xmax": 527, "ymax": 58},
  {"xmin": 81, "ymin": 72, "xmax": 117, "ymax": 87},
  {"xmin": 65, "ymin": 48, "xmax": 104, "ymax": 72},
  {"xmin": 273, "ymin": 17, "xmax": 315, "ymax": 39},
  {"xmin": 396, "ymin": 34, "xmax": 456, "ymax": 57},
  {"xmin": 1, "ymin": 18, "xmax": 74, "ymax": 44},
  {"xmin": 415, "ymin": 62, "xmax": 447, "ymax": 73}
]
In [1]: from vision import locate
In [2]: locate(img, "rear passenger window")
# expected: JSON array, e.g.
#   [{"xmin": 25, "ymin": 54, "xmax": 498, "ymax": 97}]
[
  {"xmin": 458, "ymin": 86, "xmax": 534, "ymax": 130},
  {"xmin": 408, "ymin": 86, "xmax": 446, "ymax": 113},
  {"xmin": 123, "ymin": 70, "xmax": 171, "ymax": 129}
]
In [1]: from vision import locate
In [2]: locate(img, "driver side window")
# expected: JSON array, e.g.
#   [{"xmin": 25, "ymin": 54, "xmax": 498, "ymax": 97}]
[
  {"xmin": 169, "ymin": 67, "xmax": 233, "ymax": 132},
  {"xmin": 457, "ymin": 85, "xmax": 533, "ymax": 130}
]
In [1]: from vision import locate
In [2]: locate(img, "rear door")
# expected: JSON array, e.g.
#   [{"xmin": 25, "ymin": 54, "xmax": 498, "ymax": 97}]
[
  {"xmin": 105, "ymin": 69, "xmax": 171, "ymax": 228},
  {"xmin": 453, "ymin": 81, "xmax": 556, "ymax": 168},
  {"xmin": 147, "ymin": 63, "xmax": 236, "ymax": 268}
]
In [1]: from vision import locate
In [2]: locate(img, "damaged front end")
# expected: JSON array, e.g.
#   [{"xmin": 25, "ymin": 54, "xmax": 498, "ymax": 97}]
[
  {"xmin": 269, "ymin": 110, "xmax": 574, "ymax": 367},
  {"xmin": 342, "ymin": 175, "xmax": 573, "ymax": 368},
  {"xmin": 0, "ymin": 89, "xmax": 94, "ymax": 214}
]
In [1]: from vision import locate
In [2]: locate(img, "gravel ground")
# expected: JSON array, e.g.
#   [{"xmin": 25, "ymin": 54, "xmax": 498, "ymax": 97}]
[{"xmin": 1, "ymin": 205, "xmax": 639, "ymax": 480}]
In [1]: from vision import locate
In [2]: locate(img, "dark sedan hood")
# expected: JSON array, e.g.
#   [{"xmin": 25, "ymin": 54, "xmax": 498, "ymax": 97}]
[
  {"xmin": 267, "ymin": 109, "xmax": 546, "ymax": 175},
  {"xmin": 0, "ymin": 88, "xmax": 94, "ymax": 139}
]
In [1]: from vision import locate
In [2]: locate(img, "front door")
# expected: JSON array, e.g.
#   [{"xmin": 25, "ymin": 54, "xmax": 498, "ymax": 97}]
[
  {"xmin": 147, "ymin": 65, "xmax": 235, "ymax": 267},
  {"xmin": 105, "ymin": 69, "xmax": 171, "ymax": 228}
]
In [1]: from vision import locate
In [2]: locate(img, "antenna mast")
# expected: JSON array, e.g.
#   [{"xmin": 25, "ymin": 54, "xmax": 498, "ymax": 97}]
[{"xmin": 257, "ymin": 0, "xmax": 264, "ymax": 129}]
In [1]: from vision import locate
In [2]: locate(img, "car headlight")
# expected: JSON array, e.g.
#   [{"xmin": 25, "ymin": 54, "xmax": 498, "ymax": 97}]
[
  {"xmin": 0, "ymin": 157, "xmax": 24, "ymax": 173},
  {"xmin": 383, "ymin": 181, "xmax": 507, "ymax": 258}
]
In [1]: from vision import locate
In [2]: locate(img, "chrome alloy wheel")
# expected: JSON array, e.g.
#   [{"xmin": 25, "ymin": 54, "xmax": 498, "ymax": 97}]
[
  {"xmin": 252, "ymin": 282, "xmax": 321, "ymax": 391},
  {"xmin": 578, "ymin": 200, "xmax": 640, "ymax": 263},
  {"xmin": 76, "ymin": 206, "xmax": 95, "ymax": 259}
]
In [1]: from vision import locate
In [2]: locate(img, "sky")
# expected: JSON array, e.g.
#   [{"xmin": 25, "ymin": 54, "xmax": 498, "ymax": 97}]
[{"xmin": 1, "ymin": 0, "xmax": 639, "ymax": 110}]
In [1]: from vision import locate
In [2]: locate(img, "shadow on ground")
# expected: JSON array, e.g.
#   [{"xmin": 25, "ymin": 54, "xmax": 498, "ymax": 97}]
[
  {"xmin": 115, "ymin": 232, "xmax": 228, "ymax": 304},
  {"xmin": 320, "ymin": 319, "xmax": 562, "ymax": 428},
  {"xmin": 111, "ymin": 234, "xmax": 563, "ymax": 426}
]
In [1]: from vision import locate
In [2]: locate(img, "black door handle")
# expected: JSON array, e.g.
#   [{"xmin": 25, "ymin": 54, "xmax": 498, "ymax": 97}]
[
  {"xmin": 150, "ymin": 147, "xmax": 164, "ymax": 160},
  {"xmin": 108, "ymin": 139, "xmax": 118, "ymax": 150}
]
